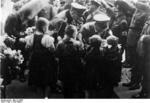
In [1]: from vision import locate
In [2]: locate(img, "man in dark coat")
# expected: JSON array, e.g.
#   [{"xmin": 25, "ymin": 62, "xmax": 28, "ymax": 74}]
[
  {"xmin": 125, "ymin": 2, "xmax": 150, "ymax": 90},
  {"xmin": 133, "ymin": 15, "xmax": 150, "ymax": 98},
  {"xmin": 135, "ymin": 34, "xmax": 150, "ymax": 98},
  {"xmin": 110, "ymin": 0, "xmax": 135, "ymax": 66}
]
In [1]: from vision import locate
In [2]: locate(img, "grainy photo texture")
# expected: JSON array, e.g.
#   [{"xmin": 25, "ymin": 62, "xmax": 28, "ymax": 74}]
[{"xmin": 0, "ymin": 0, "xmax": 150, "ymax": 99}]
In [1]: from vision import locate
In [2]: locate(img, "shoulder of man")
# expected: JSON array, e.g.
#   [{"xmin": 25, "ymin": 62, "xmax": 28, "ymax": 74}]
[
  {"xmin": 55, "ymin": 9, "xmax": 69, "ymax": 19},
  {"xmin": 81, "ymin": 22, "xmax": 95, "ymax": 31}
]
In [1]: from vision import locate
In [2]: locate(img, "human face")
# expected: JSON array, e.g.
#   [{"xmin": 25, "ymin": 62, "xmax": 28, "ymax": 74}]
[
  {"xmin": 95, "ymin": 22, "xmax": 108, "ymax": 32},
  {"xmin": 70, "ymin": 9, "xmax": 83, "ymax": 23},
  {"xmin": 89, "ymin": 4, "xmax": 97, "ymax": 13}
]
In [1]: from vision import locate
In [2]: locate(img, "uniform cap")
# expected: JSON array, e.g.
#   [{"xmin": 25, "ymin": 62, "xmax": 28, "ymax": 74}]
[
  {"xmin": 136, "ymin": 2, "xmax": 150, "ymax": 13},
  {"xmin": 93, "ymin": 13, "xmax": 110, "ymax": 22},
  {"xmin": 91, "ymin": 0, "xmax": 101, "ymax": 7},
  {"xmin": 138, "ymin": 0, "xmax": 149, "ymax": 3},
  {"xmin": 71, "ymin": 2, "xmax": 86, "ymax": 13}
]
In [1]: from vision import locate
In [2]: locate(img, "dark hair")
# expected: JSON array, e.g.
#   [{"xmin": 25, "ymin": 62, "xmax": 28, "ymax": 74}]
[
  {"xmin": 4, "ymin": 37, "xmax": 15, "ymax": 48},
  {"xmin": 89, "ymin": 35, "xmax": 102, "ymax": 47},
  {"xmin": 35, "ymin": 17, "xmax": 49, "ymax": 33},
  {"xmin": 65, "ymin": 25, "xmax": 77, "ymax": 38},
  {"xmin": 115, "ymin": 0, "xmax": 135, "ymax": 17}
]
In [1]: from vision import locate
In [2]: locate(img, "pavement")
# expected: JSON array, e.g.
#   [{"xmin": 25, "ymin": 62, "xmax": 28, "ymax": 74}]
[{"xmin": 1, "ymin": 68, "xmax": 141, "ymax": 99}]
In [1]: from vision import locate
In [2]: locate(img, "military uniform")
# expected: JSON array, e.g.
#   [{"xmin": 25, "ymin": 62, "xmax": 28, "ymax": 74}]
[
  {"xmin": 140, "ymin": 17, "xmax": 150, "ymax": 36},
  {"xmin": 55, "ymin": 3, "xmax": 86, "ymax": 24},
  {"xmin": 135, "ymin": 16, "xmax": 150, "ymax": 98},
  {"xmin": 79, "ymin": 13, "xmax": 112, "ymax": 44},
  {"xmin": 83, "ymin": 0, "xmax": 102, "ymax": 22},
  {"xmin": 137, "ymin": 35, "xmax": 150, "ymax": 98},
  {"xmin": 50, "ymin": 3, "xmax": 86, "ymax": 42},
  {"xmin": 126, "ymin": 2, "xmax": 150, "ymax": 90}
]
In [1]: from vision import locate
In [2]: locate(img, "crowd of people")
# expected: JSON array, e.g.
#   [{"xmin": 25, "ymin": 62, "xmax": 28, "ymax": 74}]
[{"xmin": 0, "ymin": 0, "xmax": 150, "ymax": 98}]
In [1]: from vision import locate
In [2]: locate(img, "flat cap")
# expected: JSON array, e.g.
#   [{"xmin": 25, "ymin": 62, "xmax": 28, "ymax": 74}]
[{"xmin": 93, "ymin": 13, "xmax": 110, "ymax": 22}]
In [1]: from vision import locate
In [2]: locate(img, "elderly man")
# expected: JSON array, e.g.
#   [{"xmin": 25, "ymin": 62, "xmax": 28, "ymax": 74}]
[{"xmin": 135, "ymin": 34, "xmax": 150, "ymax": 98}]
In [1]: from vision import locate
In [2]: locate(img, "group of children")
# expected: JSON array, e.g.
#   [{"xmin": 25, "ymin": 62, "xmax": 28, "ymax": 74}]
[{"xmin": 19, "ymin": 17, "xmax": 122, "ymax": 98}]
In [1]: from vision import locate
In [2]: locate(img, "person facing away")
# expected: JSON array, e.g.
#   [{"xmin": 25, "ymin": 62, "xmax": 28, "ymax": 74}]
[
  {"xmin": 56, "ymin": 25, "xmax": 85, "ymax": 98},
  {"xmin": 25, "ymin": 17, "xmax": 57, "ymax": 98},
  {"xmin": 84, "ymin": 35, "xmax": 105, "ymax": 98},
  {"xmin": 102, "ymin": 35, "xmax": 122, "ymax": 98}
]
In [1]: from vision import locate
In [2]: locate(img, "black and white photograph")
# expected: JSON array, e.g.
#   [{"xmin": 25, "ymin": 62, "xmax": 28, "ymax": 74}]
[{"xmin": 0, "ymin": 0, "xmax": 150, "ymax": 100}]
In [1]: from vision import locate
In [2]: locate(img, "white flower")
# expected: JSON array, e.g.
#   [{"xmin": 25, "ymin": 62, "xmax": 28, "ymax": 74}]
[{"xmin": 108, "ymin": 45, "xmax": 112, "ymax": 49}]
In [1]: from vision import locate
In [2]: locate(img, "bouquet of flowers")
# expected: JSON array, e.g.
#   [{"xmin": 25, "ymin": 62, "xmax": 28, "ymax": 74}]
[
  {"xmin": 25, "ymin": 26, "xmax": 35, "ymax": 36},
  {"xmin": 3, "ymin": 48, "xmax": 24, "ymax": 68}
]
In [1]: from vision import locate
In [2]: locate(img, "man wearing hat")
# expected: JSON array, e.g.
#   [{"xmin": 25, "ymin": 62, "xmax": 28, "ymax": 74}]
[
  {"xmin": 83, "ymin": 0, "xmax": 102, "ymax": 22},
  {"xmin": 110, "ymin": 0, "xmax": 135, "ymax": 68},
  {"xmin": 125, "ymin": 1, "xmax": 150, "ymax": 90},
  {"xmin": 51, "ymin": 2, "xmax": 86, "ymax": 42},
  {"xmin": 79, "ymin": 13, "xmax": 112, "ymax": 44},
  {"xmin": 55, "ymin": 2, "xmax": 86, "ymax": 25}
]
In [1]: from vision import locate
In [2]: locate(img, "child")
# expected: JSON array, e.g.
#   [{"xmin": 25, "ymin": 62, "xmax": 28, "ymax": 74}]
[
  {"xmin": 26, "ymin": 17, "xmax": 57, "ymax": 98},
  {"xmin": 84, "ymin": 35, "xmax": 105, "ymax": 98},
  {"xmin": 103, "ymin": 35, "xmax": 122, "ymax": 98}
]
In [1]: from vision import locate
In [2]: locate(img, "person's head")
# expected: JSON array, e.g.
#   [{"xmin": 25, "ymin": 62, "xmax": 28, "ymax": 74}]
[
  {"xmin": 94, "ymin": 13, "xmax": 110, "ymax": 32},
  {"xmin": 89, "ymin": 0, "xmax": 100, "ymax": 13},
  {"xmin": 60, "ymin": 0, "xmax": 66, "ymax": 7},
  {"xmin": 70, "ymin": 3, "xmax": 86, "ymax": 22},
  {"xmin": 114, "ymin": 0, "xmax": 135, "ymax": 17},
  {"xmin": 35, "ymin": 17, "xmax": 49, "ymax": 33},
  {"xmin": 4, "ymin": 36, "xmax": 15, "ymax": 48},
  {"xmin": 89, "ymin": 35, "xmax": 102, "ymax": 47},
  {"xmin": 106, "ymin": 35, "xmax": 119, "ymax": 47},
  {"xmin": 135, "ymin": 1, "xmax": 150, "ymax": 13},
  {"xmin": 65, "ymin": 25, "xmax": 78, "ymax": 39},
  {"xmin": 138, "ymin": 0, "xmax": 149, "ymax": 4}
]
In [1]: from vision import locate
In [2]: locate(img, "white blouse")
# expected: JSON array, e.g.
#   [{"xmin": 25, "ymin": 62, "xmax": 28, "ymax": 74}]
[{"xmin": 25, "ymin": 32, "xmax": 55, "ymax": 50}]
